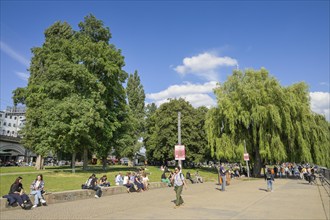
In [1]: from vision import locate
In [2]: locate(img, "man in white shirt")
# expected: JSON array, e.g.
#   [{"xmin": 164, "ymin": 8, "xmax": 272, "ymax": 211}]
[{"xmin": 171, "ymin": 166, "xmax": 187, "ymax": 208}]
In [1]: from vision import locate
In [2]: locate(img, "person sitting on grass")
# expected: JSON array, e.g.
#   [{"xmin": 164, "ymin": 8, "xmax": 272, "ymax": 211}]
[
  {"xmin": 3, "ymin": 176, "xmax": 32, "ymax": 210},
  {"xmin": 186, "ymin": 171, "xmax": 195, "ymax": 184},
  {"xmin": 30, "ymin": 174, "xmax": 47, "ymax": 208},
  {"xmin": 194, "ymin": 171, "xmax": 203, "ymax": 183},
  {"xmin": 161, "ymin": 171, "xmax": 171, "ymax": 187}
]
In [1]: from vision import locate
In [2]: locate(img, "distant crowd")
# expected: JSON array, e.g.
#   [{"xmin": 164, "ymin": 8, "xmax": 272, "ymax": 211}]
[{"xmin": 2, "ymin": 162, "xmax": 322, "ymax": 210}]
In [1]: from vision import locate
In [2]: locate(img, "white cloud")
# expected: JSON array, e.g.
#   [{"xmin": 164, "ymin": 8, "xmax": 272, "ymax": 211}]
[
  {"xmin": 0, "ymin": 41, "xmax": 30, "ymax": 67},
  {"xmin": 310, "ymin": 92, "xmax": 330, "ymax": 121},
  {"xmin": 320, "ymin": 82, "xmax": 329, "ymax": 87},
  {"xmin": 146, "ymin": 81, "xmax": 218, "ymax": 108},
  {"xmin": 15, "ymin": 71, "xmax": 29, "ymax": 82},
  {"xmin": 174, "ymin": 52, "xmax": 238, "ymax": 81}
]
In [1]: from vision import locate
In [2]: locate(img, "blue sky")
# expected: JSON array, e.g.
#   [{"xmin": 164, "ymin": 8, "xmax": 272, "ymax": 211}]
[{"xmin": 1, "ymin": 0, "xmax": 329, "ymax": 120}]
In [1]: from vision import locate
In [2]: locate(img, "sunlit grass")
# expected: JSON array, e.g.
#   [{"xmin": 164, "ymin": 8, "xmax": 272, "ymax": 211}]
[{"xmin": 0, "ymin": 165, "xmax": 219, "ymax": 196}]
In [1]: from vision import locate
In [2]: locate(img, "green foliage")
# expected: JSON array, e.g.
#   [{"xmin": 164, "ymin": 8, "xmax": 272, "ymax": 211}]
[
  {"xmin": 127, "ymin": 71, "xmax": 146, "ymax": 129},
  {"xmin": 13, "ymin": 15, "xmax": 129, "ymax": 166},
  {"xmin": 12, "ymin": 87, "xmax": 27, "ymax": 106},
  {"xmin": 206, "ymin": 68, "xmax": 330, "ymax": 176},
  {"xmin": 144, "ymin": 99, "xmax": 208, "ymax": 163},
  {"xmin": 125, "ymin": 71, "xmax": 146, "ymax": 158}
]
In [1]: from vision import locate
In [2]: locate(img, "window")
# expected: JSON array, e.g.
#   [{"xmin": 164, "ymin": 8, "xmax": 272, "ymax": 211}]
[
  {"xmin": 3, "ymin": 122, "xmax": 6, "ymax": 126},
  {"xmin": 14, "ymin": 117, "xmax": 17, "ymax": 120},
  {"xmin": 0, "ymin": 114, "xmax": 2, "ymax": 117},
  {"xmin": 7, "ymin": 130, "xmax": 10, "ymax": 134},
  {"xmin": 8, "ymin": 123, "xmax": 11, "ymax": 127},
  {"xmin": 13, "ymin": 124, "xmax": 16, "ymax": 127},
  {"xmin": 12, "ymin": 131, "xmax": 15, "ymax": 134},
  {"xmin": 10, "ymin": 116, "xmax": 12, "ymax": 119}
]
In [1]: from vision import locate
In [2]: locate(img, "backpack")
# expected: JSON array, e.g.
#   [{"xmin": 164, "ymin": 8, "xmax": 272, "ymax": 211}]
[{"xmin": 81, "ymin": 178, "xmax": 93, "ymax": 189}]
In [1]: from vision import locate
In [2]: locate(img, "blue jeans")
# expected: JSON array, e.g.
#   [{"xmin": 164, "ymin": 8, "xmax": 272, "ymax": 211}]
[
  {"xmin": 30, "ymin": 190, "xmax": 43, "ymax": 205},
  {"xmin": 221, "ymin": 175, "xmax": 226, "ymax": 191},
  {"xmin": 267, "ymin": 180, "xmax": 273, "ymax": 191},
  {"xmin": 8, "ymin": 193, "xmax": 30, "ymax": 206}
]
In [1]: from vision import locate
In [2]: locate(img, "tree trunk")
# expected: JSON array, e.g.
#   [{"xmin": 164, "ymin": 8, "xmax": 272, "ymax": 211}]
[
  {"xmin": 83, "ymin": 148, "xmax": 88, "ymax": 171},
  {"xmin": 253, "ymin": 146, "xmax": 262, "ymax": 177},
  {"xmin": 71, "ymin": 152, "xmax": 76, "ymax": 173},
  {"xmin": 35, "ymin": 155, "xmax": 44, "ymax": 170},
  {"xmin": 102, "ymin": 157, "xmax": 107, "ymax": 171}
]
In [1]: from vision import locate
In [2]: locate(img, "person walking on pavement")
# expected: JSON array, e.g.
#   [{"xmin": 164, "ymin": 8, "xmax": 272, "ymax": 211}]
[
  {"xmin": 171, "ymin": 166, "xmax": 187, "ymax": 208},
  {"xmin": 265, "ymin": 168, "xmax": 275, "ymax": 192},
  {"xmin": 219, "ymin": 163, "xmax": 227, "ymax": 191}
]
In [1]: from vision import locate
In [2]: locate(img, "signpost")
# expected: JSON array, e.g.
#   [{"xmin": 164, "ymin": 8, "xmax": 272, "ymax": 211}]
[
  {"xmin": 244, "ymin": 153, "xmax": 249, "ymax": 161},
  {"xmin": 175, "ymin": 145, "xmax": 185, "ymax": 160},
  {"xmin": 177, "ymin": 112, "xmax": 184, "ymax": 169}
]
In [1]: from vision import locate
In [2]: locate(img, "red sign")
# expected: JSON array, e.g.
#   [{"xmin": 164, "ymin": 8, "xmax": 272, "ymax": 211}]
[
  {"xmin": 244, "ymin": 153, "xmax": 249, "ymax": 161},
  {"xmin": 175, "ymin": 145, "xmax": 185, "ymax": 160}
]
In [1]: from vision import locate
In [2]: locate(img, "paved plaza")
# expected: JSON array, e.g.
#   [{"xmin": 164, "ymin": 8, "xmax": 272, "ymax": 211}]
[{"xmin": 1, "ymin": 177, "xmax": 328, "ymax": 220}]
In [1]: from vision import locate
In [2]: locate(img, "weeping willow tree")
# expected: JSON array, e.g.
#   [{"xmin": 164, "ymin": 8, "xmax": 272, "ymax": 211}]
[{"xmin": 206, "ymin": 68, "xmax": 330, "ymax": 176}]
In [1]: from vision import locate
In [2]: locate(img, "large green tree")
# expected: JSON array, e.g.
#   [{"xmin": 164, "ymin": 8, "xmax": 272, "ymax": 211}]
[
  {"xmin": 144, "ymin": 99, "xmax": 208, "ymax": 164},
  {"xmin": 125, "ymin": 71, "xmax": 146, "ymax": 162},
  {"xmin": 13, "ymin": 15, "xmax": 128, "ymax": 170},
  {"xmin": 206, "ymin": 68, "xmax": 330, "ymax": 176}
]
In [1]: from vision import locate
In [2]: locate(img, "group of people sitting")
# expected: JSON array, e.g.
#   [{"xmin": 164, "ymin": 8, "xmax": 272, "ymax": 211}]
[
  {"xmin": 120, "ymin": 170, "xmax": 150, "ymax": 193},
  {"xmin": 81, "ymin": 173, "xmax": 110, "ymax": 198},
  {"xmin": 3, "ymin": 174, "xmax": 47, "ymax": 210},
  {"xmin": 161, "ymin": 168, "xmax": 203, "ymax": 186},
  {"xmin": 81, "ymin": 168, "xmax": 150, "ymax": 198}
]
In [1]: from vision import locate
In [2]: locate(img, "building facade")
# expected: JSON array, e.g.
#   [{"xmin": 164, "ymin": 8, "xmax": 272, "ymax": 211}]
[
  {"xmin": 0, "ymin": 106, "xmax": 34, "ymax": 165},
  {"xmin": 0, "ymin": 106, "xmax": 26, "ymax": 137}
]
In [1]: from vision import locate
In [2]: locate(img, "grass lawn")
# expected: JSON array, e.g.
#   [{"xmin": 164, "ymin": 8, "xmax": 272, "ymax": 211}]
[{"xmin": 0, "ymin": 165, "xmax": 219, "ymax": 196}]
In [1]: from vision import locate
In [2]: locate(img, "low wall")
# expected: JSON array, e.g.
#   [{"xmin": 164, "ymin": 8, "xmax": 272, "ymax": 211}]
[{"xmin": 0, "ymin": 182, "xmax": 167, "ymax": 212}]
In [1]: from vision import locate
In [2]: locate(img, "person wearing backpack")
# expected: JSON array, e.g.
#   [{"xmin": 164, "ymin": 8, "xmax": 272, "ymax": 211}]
[
  {"xmin": 85, "ymin": 174, "xmax": 102, "ymax": 198},
  {"xmin": 171, "ymin": 166, "xmax": 187, "ymax": 209},
  {"xmin": 265, "ymin": 168, "xmax": 275, "ymax": 192}
]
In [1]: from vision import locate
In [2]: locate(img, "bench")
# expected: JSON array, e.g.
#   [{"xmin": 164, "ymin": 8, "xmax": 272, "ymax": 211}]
[{"xmin": 0, "ymin": 182, "xmax": 167, "ymax": 212}]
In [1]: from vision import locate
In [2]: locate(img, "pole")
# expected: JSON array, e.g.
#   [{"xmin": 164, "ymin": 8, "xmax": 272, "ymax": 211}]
[
  {"xmin": 244, "ymin": 140, "xmax": 250, "ymax": 178},
  {"xmin": 178, "ymin": 112, "xmax": 182, "ymax": 169}
]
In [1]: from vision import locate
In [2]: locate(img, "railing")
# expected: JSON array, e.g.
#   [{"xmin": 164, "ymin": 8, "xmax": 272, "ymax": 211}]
[
  {"xmin": 318, "ymin": 167, "xmax": 330, "ymax": 195},
  {"xmin": 318, "ymin": 167, "xmax": 330, "ymax": 182}
]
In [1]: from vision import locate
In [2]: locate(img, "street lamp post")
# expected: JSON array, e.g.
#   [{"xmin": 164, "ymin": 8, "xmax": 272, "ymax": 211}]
[{"xmin": 178, "ymin": 112, "xmax": 182, "ymax": 169}]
